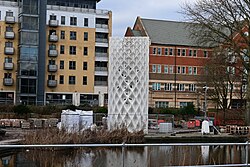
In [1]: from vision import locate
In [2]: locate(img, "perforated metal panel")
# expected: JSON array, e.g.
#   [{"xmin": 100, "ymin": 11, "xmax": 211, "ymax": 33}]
[{"xmin": 108, "ymin": 37, "xmax": 149, "ymax": 133}]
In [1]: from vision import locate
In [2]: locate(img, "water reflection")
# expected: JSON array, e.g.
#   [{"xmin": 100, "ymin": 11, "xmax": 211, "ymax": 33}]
[{"xmin": 0, "ymin": 145, "xmax": 248, "ymax": 166}]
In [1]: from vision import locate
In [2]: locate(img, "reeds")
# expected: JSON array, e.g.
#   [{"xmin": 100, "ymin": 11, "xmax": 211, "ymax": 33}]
[{"xmin": 21, "ymin": 128, "xmax": 145, "ymax": 145}]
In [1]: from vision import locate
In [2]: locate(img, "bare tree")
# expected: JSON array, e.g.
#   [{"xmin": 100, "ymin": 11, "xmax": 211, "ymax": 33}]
[
  {"xmin": 198, "ymin": 47, "xmax": 245, "ymax": 124},
  {"xmin": 183, "ymin": 0, "xmax": 250, "ymax": 124}
]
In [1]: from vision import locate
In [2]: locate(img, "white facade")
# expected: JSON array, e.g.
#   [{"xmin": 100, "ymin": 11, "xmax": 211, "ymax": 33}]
[{"xmin": 108, "ymin": 37, "xmax": 150, "ymax": 133}]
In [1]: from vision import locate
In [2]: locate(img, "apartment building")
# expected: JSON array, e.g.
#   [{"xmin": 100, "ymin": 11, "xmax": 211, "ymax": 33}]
[
  {"xmin": 0, "ymin": 0, "xmax": 111, "ymax": 106},
  {"xmin": 125, "ymin": 17, "xmax": 213, "ymax": 109}
]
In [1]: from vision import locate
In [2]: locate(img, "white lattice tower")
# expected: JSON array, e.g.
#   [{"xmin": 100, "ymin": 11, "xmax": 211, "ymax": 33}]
[{"xmin": 108, "ymin": 37, "xmax": 149, "ymax": 133}]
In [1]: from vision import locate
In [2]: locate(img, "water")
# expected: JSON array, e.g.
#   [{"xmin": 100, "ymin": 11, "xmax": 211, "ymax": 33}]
[{"xmin": 0, "ymin": 145, "xmax": 248, "ymax": 166}]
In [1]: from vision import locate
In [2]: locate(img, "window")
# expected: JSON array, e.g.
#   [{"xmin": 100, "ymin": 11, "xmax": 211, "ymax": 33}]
[
  {"xmin": 6, "ymin": 26, "xmax": 13, "ymax": 32},
  {"xmin": 164, "ymin": 83, "xmax": 173, "ymax": 91},
  {"xmin": 177, "ymin": 49, "xmax": 181, "ymax": 56},
  {"xmin": 84, "ymin": 18, "xmax": 88, "ymax": 27},
  {"xmin": 50, "ymin": 15, "xmax": 56, "ymax": 20},
  {"xmin": 61, "ymin": 16, "xmax": 65, "ymax": 25},
  {"xmin": 4, "ymin": 57, "xmax": 12, "ymax": 63},
  {"xmin": 227, "ymin": 66, "xmax": 235, "ymax": 74},
  {"xmin": 204, "ymin": 50, "xmax": 208, "ymax": 57},
  {"xmin": 164, "ymin": 65, "xmax": 168, "ymax": 73},
  {"xmin": 169, "ymin": 66, "xmax": 173, "ymax": 74},
  {"xmin": 83, "ymin": 76, "xmax": 87, "ymax": 85},
  {"xmin": 193, "ymin": 67, "xmax": 197, "ymax": 75},
  {"xmin": 177, "ymin": 66, "xmax": 181, "ymax": 74},
  {"xmin": 84, "ymin": 32, "xmax": 88, "ymax": 41},
  {"xmin": 177, "ymin": 84, "xmax": 185, "ymax": 91},
  {"xmin": 169, "ymin": 48, "xmax": 173, "ymax": 55},
  {"xmin": 5, "ymin": 42, "xmax": 13, "ymax": 47},
  {"xmin": 70, "ymin": 31, "xmax": 77, "ymax": 40},
  {"xmin": 182, "ymin": 67, "xmax": 186, "ymax": 74},
  {"xmin": 69, "ymin": 46, "xmax": 76, "ymax": 55},
  {"xmin": 157, "ymin": 48, "xmax": 162, "ymax": 55},
  {"xmin": 157, "ymin": 65, "xmax": 161, "ymax": 73},
  {"xmin": 188, "ymin": 84, "xmax": 196, "ymax": 92},
  {"xmin": 69, "ymin": 76, "xmax": 76, "ymax": 84},
  {"xmin": 155, "ymin": 101, "xmax": 169, "ymax": 108},
  {"xmin": 189, "ymin": 50, "xmax": 192, "ymax": 56},
  {"xmin": 70, "ymin": 17, "xmax": 77, "ymax": 26},
  {"xmin": 60, "ymin": 45, "xmax": 65, "ymax": 54},
  {"xmin": 6, "ymin": 11, "xmax": 13, "ymax": 17},
  {"xmin": 180, "ymin": 102, "xmax": 193, "ymax": 108},
  {"xmin": 83, "ymin": 62, "xmax": 88, "ymax": 70},
  {"xmin": 60, "ymin": 31, "xmax": 65, "ymax": 39},
  {"xmin": 152, "ymin": 47, "xmax": 156, "ymax": 54},
  {"xmin": 152, "ymin": 83, "xmax": 161, "ymax": 91},
  {"xmin": 83, "ymin": 47, "xmax": 88, "ymax": 56},
  {"xmin": 69, "ymin": 61, "xmax": 76, "ymax": 70},
  {"xmin": 188, "ymin": 67, "xmax": 192, "ymax": 74},
  {"xmin": 48, "ymin": 59, "xmax": 55, "ymax": 65},
  {"xmin": 164, "ymin": 48, "xmax": 168, "ymax": 55},
  {"xmin": 60, "ymin": 60, "xmax": 64, "ymax": 69},
  {"xmin": 193, "ymin": 50, "xmax": 197, "ymax": 57},
  {"xmin": 152, "ymin": 65, "xmax": 156, "ymax": 73},
  {"xmin": 48, "ymin": 75, "xmax": 55, "ymax": 81},
  {"xmin": 182, "ymin": 49, "xmax": 186, "ymax": 56},
  {"xmin": 59, "ymin": 75, "xmax": 64, "ymax": 84},
  {"xmin": 4, "ymin": 73, "xmax": 11, "ymax": 78}
]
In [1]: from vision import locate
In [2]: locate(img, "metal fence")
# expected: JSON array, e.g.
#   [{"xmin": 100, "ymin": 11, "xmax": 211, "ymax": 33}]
[{"xmin": 0, "ymin": 142, "xmax": 249, "ymax": 166}]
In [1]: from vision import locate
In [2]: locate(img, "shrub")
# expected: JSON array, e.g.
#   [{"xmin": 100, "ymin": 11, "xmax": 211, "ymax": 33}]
[{"xmin": 13, "ymin": 105, "xmax": 31, "ymax": 115}]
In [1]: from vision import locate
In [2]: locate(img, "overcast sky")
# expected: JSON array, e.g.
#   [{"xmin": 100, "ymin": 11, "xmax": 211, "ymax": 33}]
[{"xmin": 97, "ymin": 0, "xmax": 196, "ymax": 37}]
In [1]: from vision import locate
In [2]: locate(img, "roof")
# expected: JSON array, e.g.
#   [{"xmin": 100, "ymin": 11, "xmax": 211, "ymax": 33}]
[
  {"xmin": 140, "ymin": 18, "xmax": 203, "ymax": 47},
  {"xmin": 131, "ymin": 30, "xmax": 142, "ymax": 36}
]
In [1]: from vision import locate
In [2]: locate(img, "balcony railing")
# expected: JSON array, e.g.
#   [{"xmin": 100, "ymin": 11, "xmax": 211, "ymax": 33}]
[
  {"xmin": 3, "ymin": 78, "xmax": 13, "ymax": 86},
  {"xmin": 94, "ymin": 81, "xmax": 108, "ymax": 86},
  {"xmin": 48, "ymin": 65, "xmax": 58, "ymax": 72},
  {"xmin": 5, "ymin": 31, "xmax": 14, "ymax": 39},
  {"xmin": 47, "ymin": 80, "xmax": 57, "ymax": 87},
  {"xmin": 48, "ymin": 49, "xmax": 58, "ymax": 57},
  {"xmin": 49, "ymin": 34, "xmax": 58, "ymax": 42},
  {"xmin": 96, "ymin": 24, "xmax": 108, "ymax": 29},
  {"xmin": 4, "ymin": 47, "xmax": 14, "ymax": 55},
  {"xmin": 95, "ymin": 67, "xmax": 108, "ymax": 71},
  {"xmin": 95, "ymin": 52, "xmax": 108, "ymax": 57},
  {"xmin": 5, "ymin": 16, "xmax": 15, "ymax": 24},
  {"xmin": 4, "ymin": 63, "xmax": 14, "ymax": 70},
  {"xmin": 96, "ymin": 38, "xmax": 108, "ymax": 43},
  {"xmin": 49, "ymin": 20, "xmax": 59, "ymax": 27}
]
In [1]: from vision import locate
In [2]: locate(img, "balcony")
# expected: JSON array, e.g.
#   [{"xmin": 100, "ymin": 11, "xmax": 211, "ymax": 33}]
[
  {"xmin": 5, "ymin": 31, "xmax": 14, "ymax": 39},
  {"xmin": 96, "ymin": 24, "xmax": 109, "ymax": 33},
  {"xmin": 94, "ymin": 81, "xmax": 108, "ymax": 86},
  {"xmin": 4, "ymin": 63, "xmax": 14, "ymax": 70},
  {"xmin": 49, "ymin": 20, "xmax": 59, "ymax": 27},
  {"xmin": 48, "ymin": 49, "xmax": 58, "ymax": 57},
  {"xmin": 95, "ymin": 52, "xmax": 108, "ymax": 61},
  {"xmin": 5, "ymin": 16, "xmax": 15, "ymax": 24},
  {"xmin": 96, "ymin": 38, "xmax": 108, "ymax": 43},
  {"xmin": 47, "ymin": 80, "xmax": 57, "ymax": 87},
  {"xmin": 49, "ymin": 34, "xmax": 58, "ymax": 42},
  {"xmin": 48, "ymin": 65, "xmax": 58, "ymax": 72},
  {"xmin": 3, "ymin": 78, "xmax": 13, "ymax": 86},
  {"xmin": 95, "ymin": 67, "xmax": 108, "ymax": 76},
  {"xmin": 4, "ymin": 47, "xmax": 14, "ymax": 55}
]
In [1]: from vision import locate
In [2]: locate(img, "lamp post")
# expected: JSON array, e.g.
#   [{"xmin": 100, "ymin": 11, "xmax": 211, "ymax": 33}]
[{"xmin": 203, "ymin": 86, "xmax": 209, "ymax": 119}]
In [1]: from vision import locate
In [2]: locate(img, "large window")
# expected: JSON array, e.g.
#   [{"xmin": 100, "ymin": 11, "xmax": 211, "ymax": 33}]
[
  {"xmin": 83, "ymin": 76, "xmax": 87, "ymax": 85},
  {"xmin": 164, "ymin": 83, "xmax": 173, "ymax": 91},
  {"xmin": 69, "ymin": 61, "xmax": 76, "ymax": 70},
  {"xmin": 155, "ymin": 101, "xmax": 169, "ymax": 108},
  {"xmin": 70, "ymin": 31, "xmax": 77, "ymax": 40},
  {"xmin": 157, "ymin": 65, "xmax": 161, "ymax": 73},
  {"xmin": 83, "ymin": 47, "xmax": 88, "ymax": 56},
  {"xmin": 152, "ymin": 83, "xmax": 161, "ymax": 91},
  {"xmin": 20, "ymin": 79, "xmax": 36, "ymax": 94},
  {"xmin": 60, "ymin": 31, "xmax": 65, "ymax": 39},
  {"xmin": 84, "ymin": 32, "xmax": 88, "ymax": 41},
  {"xmin": 69, "ymin": 76, "xmax": 76, "ymax": 84},
  {"xmin": 83, "ymin": 62, "xmax": 88, "ymax": 70},
  {"xmin": 60, "ymin": 45, "xmax": 65, "ymax": 54},
  {"xmin": 152, "ymin": 65, "xmax": 156, "ymax": 73},
  {"xmin": 188, "ymin": 84, "xmax": 196, "ymax": 92},
  {"xmin": 177, "ymin": 84, "xmax": 185, "ymax": 91},
  {"xmin": 70, "ymin": 17, "xmax": 77, "ymax": 26},
  {"xmin": 59, "ymin": 75, "xmax": 64, "ymax": 84},
  {"xmin": 84, "ymin": 18, "xmax": 88, "ymax": 27},
  {"xmin": 61, "ymin": 16, "xmax": 65, "ymax": 25},
  {"xmin": 60, "ymin": 60, "xmax": 64, "ymax": 69},
  {"xmin": 69, "ymin": 46, "xmax": 76, "ymax": 55}
]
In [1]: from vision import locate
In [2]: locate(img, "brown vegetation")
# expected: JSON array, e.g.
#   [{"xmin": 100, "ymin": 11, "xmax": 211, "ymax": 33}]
[{"xmin": 21, "ymin": 128, "xmax": 145, "ymax": 145}]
